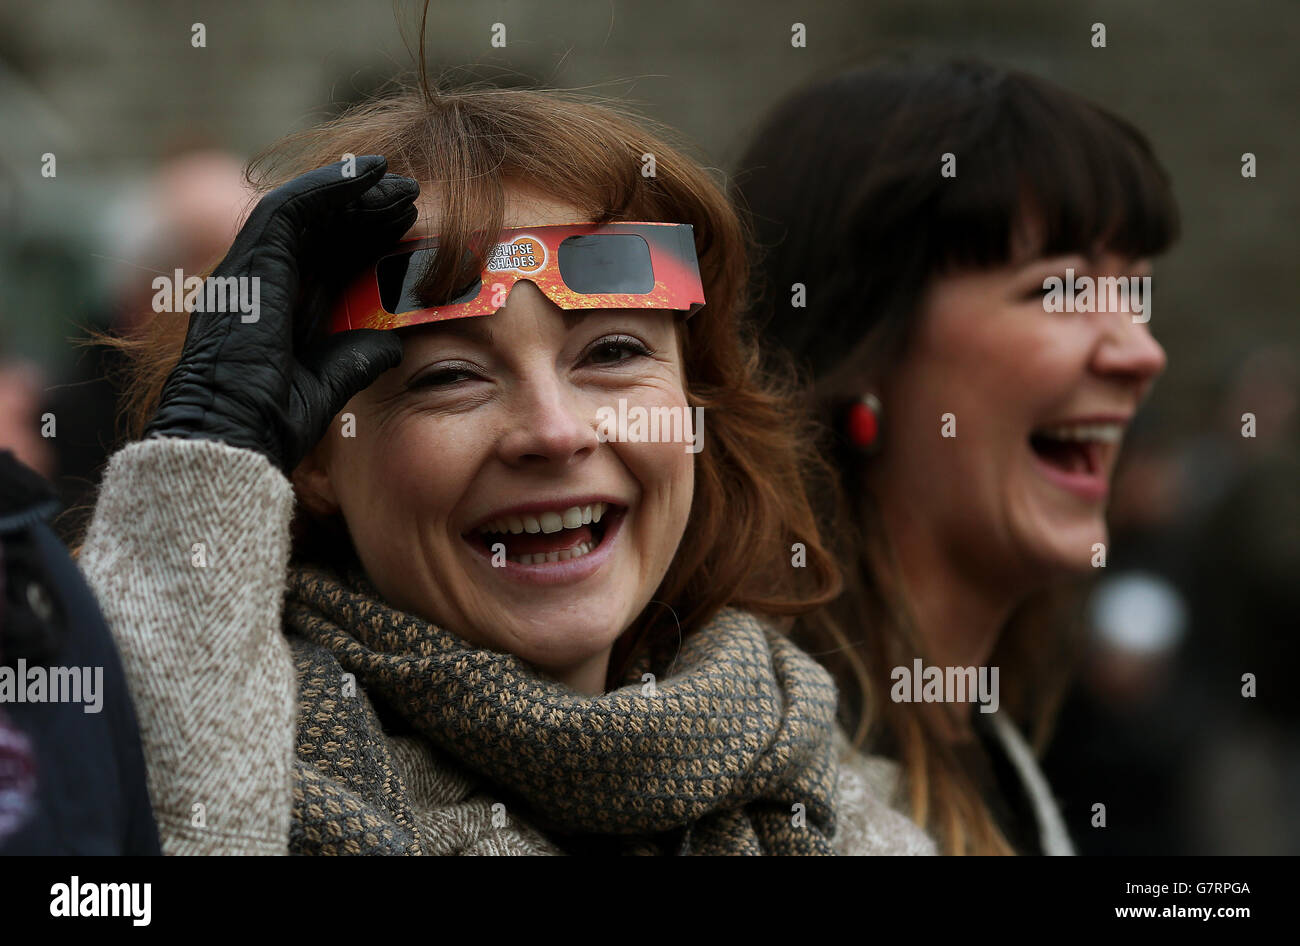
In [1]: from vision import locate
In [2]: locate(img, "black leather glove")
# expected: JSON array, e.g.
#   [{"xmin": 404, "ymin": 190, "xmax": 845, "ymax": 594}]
[{"xmin": 143, "ymin": 154, "xmax": 418, "ymax": 474}]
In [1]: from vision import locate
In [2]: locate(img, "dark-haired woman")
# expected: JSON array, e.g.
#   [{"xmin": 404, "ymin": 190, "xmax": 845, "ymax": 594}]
[{"xmin": 734, "ymin": 59, "xmax": 1179, "ymax": 854}]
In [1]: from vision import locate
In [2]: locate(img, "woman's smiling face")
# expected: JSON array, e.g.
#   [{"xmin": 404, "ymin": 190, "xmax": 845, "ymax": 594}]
[
  {"xmin": 871, "ymin": 247, "xmax": 1167, "ymax": 586},
  {"xmin": 298, "ymin": 188, "xmax": 696, "ymax": 694}
]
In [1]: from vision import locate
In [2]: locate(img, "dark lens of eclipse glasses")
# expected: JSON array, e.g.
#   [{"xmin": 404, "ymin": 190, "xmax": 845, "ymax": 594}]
[
  {"xmin": 557, "ymin": 234, "xmax": 654, "ymax": 293},
  {"xmin": 377, "ymin": 247, "xmax": 482, "ymax": 314}
]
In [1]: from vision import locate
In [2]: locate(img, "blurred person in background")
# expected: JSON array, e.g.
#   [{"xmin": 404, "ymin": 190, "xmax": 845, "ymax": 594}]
[
  {"xmin": 1, "ymin": 382, "xmax": 159, "ymax": 852},
  {"xmin": 0, "ymin": 356, "xmax": 53, "ymax": 478},
  {"xmin": 733, "ymin": 58, "xmax": 1179, "ymax": 854},
  {"xmin": 2, "ymin": 313, "xmax": 159, "ymax": 854},
  {"xmin": 44, "ymin": 145, "xmax": 253, "ymax": 542}
]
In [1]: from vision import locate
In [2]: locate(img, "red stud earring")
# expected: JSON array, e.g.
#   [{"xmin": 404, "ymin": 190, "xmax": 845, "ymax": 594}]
[{"xmin": 845, "ymin": 393, "xmax": 882, "ymax": 452}]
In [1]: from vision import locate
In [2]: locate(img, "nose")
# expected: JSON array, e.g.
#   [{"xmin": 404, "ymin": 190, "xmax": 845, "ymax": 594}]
[
  {"xmin": 496, "ymin": 370, "xmax": 600, "ymax": 469},
  {"xmin": 1093, "ymin": 310, "xmax": 1168, "ymax": 402}
]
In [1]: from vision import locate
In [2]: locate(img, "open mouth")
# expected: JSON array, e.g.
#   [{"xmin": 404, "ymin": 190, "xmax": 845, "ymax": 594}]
[
  {"xmin": 1028, "ymin": 422, "xmax": 1123, "ymax": 485},
  {"xmin": 464, "ymin": 502, "xmax": 626, "ymax": 566}
]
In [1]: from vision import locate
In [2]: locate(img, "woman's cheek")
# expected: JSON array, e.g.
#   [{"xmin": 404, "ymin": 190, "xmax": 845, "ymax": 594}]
[
  {"xmin": 597, "ymin": 381, "xmax": 692, "ymax": 545},
  {"xmin": 362, "ymin": 416, "xmax": 475, "ymax": 535}
]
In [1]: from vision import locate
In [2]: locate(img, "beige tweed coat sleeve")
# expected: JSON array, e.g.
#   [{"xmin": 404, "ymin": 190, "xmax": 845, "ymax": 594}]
[{"xmin": 78, "ymin": 437, "xmax": 298, "ymax": 854}]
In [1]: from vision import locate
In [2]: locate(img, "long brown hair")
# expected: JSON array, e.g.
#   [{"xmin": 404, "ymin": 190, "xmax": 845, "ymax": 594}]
[
  {"xmin": 734, "ymin": 58, "xmax": 1179, "ymax": 854},
  {"xmin": 91, "ymin": 49, "xmax": 861, "ymax": 692}
]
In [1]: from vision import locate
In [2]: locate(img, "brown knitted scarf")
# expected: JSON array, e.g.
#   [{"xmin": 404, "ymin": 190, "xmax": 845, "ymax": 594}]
[{"xmin": 281, "ymin": 559, "xmax": 841, "ymax": 855}]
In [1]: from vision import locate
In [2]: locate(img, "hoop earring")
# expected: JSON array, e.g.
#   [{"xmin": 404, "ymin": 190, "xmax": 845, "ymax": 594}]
[{"xmin": 845, "ymin": 393, "xmax": 882, "ymax": 454}]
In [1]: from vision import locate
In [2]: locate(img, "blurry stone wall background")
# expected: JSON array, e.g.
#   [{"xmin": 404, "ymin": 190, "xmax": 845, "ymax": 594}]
[{"xmin": 0, "ymin": 0, "xmax": 1296, "ymax": 437}]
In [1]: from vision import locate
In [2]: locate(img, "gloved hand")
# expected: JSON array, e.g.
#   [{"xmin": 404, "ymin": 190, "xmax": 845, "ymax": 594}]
[{"xmin": 143, "ymin": 154, "xmax": 419, "ymax": 474}]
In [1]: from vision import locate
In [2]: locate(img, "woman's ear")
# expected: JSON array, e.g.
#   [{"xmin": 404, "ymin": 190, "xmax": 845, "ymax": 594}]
[{"xmin": 292, "ymin": 440, "xmax": 340, "ymax": 517}]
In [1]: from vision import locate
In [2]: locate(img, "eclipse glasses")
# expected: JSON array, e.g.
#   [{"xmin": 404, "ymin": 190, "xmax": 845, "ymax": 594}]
[{"xmin": 330, "ymin": 221, "xmax": 705, "ymax": 333}]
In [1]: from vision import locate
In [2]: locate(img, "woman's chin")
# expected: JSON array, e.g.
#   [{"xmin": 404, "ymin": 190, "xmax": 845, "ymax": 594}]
[
  {"xmin": 458, "ymin": 580, "xmax": 638, "ymax": 664},
  {"xmin": 492, "ymin": 613, "xmax": 627, "ymax": 674}
]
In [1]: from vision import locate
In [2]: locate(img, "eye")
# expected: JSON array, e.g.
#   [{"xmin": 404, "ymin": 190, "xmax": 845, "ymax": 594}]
[
  {"xmin": 582, "ymin": 334, "xmax": 655, "ymax": 366},
  {"xmin": 1024, "ymin": 278, "xmax": 1060, "ymax": 302},
  {"xmin": 408, "ymin": 361, "xmax": 481, "ymax": 389}
]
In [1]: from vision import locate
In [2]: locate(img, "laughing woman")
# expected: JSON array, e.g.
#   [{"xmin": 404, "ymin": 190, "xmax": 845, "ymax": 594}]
[
  {"xmin": 733, "ymin": 60, "xmax": 1179, "ymax": 854},
  {"xmin": 74, "ymin": 75, "xmax": 934, "ymax": 855}
]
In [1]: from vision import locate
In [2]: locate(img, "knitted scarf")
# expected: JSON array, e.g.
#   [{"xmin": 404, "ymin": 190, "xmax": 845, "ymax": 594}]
[{"xmin": 281, "ymin": 559, "xmax": 841, "ymax": 855}]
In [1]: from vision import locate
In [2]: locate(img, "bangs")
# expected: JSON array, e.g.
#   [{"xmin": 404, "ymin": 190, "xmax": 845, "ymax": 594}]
[{"xmin": 933, "ymin": 73, "xmax": 1180, "ymax": 272}]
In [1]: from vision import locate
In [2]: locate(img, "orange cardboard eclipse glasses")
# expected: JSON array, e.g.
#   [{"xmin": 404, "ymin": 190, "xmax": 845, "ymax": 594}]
[{"xmin": 329, "ymin": 221, "xmax": 706, "ymax": 333}]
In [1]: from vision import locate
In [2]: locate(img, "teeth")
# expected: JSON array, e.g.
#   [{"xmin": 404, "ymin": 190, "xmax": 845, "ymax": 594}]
[
  {"xmin": 479, "ymin": 502, "xmax": 616, "ymax": 535},
  {"xmin": 508, "ymin": 541, "xmax": 594, "ymax": 566},
  {"xmin": 1036, "ymin": 423, "xmax": 1123, "ymax": 444}
]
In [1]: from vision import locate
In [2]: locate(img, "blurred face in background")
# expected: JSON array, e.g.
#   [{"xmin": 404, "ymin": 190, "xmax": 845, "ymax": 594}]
[
  {"xmin": 868, "ymin": 241, "xmax": 1166, "ymax": 592},
  {"xmin": 0, "ymin": 361, "xmax": 54, "ymax": 476}
]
